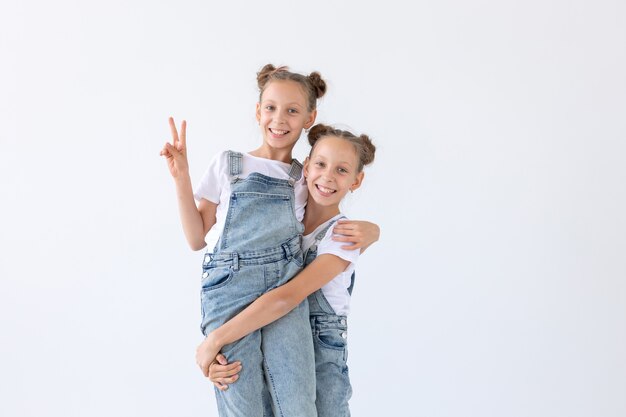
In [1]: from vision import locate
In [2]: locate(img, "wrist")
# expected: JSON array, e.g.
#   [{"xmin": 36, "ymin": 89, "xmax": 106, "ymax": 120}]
[
  {"xmin": 206, "ymin": 330, "xmax": 224, "ymax": 352},
  {"xmin": 174, "ymin": 173, "xmax": 192, "ymax": 187}
]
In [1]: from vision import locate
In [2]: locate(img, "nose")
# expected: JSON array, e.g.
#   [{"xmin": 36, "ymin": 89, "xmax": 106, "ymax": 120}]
[
  {"xmin": 275, "ymin": 110, "xmax": 288, "ymax": 125},
  {"xmin": 321, "ymin": 168, "xmax": 334, "ymax": 182}
]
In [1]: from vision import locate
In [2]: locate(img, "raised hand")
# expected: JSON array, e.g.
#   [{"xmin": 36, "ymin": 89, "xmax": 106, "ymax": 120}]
[{"xmin": 160, "ymin": 117, "xmax": 189, "ymax": 179}]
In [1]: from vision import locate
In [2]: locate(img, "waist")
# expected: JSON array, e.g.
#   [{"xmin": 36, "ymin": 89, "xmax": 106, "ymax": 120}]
[{"xmin": 204, "ymin": 235, "xmax": 302, "ymax": 268}]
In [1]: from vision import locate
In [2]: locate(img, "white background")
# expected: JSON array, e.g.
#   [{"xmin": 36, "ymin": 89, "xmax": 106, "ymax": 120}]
[{"xmin": 1, "ymin": 1, "xmax": 625, "ymax": 416}]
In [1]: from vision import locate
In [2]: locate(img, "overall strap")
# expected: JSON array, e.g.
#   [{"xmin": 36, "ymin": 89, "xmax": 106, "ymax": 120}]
[
  {"xmin": 287, "ymin": 159, "xmax": 303, "ymax": 185},
  {"xmin": 347, "ymin": 271, "xmax": 356, "ymax": 295},
  {"xmin": 310, "ymin": 215, "xmax": 347, "ymax": 252},
  {"xmin": 227, "ymin": 151, "xmax": 243, "ymax": 178}
]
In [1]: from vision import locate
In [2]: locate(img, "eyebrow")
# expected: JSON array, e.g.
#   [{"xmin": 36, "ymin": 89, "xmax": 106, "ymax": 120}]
[
  {"xmin": 262, "ymin": 99, "xmax": 304, "ymax": 108},
  {"xmin": 313, "ymin": 155, "xmax": 355, "ymax": 167}
]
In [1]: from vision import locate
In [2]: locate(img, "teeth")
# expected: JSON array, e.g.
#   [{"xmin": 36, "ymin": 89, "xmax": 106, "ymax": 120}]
[
  {"xmin": 271, "ymin": 128, "xmax": 288, "ymax": 135},
  {"xmin": 317, "ymin": 185, "xmax": 336, "ymax": 194}
]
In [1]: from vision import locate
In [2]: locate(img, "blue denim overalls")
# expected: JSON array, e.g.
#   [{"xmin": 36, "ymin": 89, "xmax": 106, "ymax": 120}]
[
  {"xmin": 304, "ymin": 217, "xmax": 355, "ymax": 417},
  {"xmin": 200, "ymin": 151, "xmax": 317, "ymax": 417}
]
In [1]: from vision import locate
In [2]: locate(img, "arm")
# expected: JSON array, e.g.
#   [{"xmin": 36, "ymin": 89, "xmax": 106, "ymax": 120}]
[
  {"xmin": 332, "ymin": 220, "xmax": 380, "ymax": 253},
  {"xmin": 161, "ymin": 117, "xmax": 217, "ymax": 250},
  {"xmin": 196, "ymin": 254, "xmax": 350, "ymax": 376}
]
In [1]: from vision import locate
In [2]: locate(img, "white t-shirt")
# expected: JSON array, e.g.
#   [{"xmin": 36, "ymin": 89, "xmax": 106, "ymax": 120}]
[
  {"xmin": 194, "ymin": 151, "xmax": 308, "ymax": 251},
  {"xmin": 302, "ymin": 214, "xmax": 360, "ymax": 316}
]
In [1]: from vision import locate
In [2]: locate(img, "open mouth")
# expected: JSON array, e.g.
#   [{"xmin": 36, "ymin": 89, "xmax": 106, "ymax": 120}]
[
  {"xmin": 269, "ymin": 128, "xmax": 290, "ymax": 136},
  {"xmin": 315, "ymin": 184, "xmax": 336, "ymax": 196}
]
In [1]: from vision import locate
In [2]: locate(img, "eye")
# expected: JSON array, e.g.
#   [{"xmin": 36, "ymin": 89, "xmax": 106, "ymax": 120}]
[
  {"xmin": 288, "ymin": 108, "xmax": 298, "ymax": 114},
  {"xmin": 265, "ymin": 105, "xmax": 275, "ymax": 111},
  {"xmin": 338, "ymin": 167, "xmax": 349, "ymax": 174},
  {"xmin": 315, "ymin": 161, "xmax": 325, "ymax": 168}
]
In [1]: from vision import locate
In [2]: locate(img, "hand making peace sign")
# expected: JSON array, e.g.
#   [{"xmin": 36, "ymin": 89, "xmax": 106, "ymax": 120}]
[{"xmin": 160, "ymin": 117, "xmax": 189, "ymax": 179}]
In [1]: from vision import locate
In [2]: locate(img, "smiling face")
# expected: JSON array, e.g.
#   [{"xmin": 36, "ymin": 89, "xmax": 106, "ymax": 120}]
[
  {"xmin": 256, "ymin": 80, "xmax": 316, "ymax": 155},
  {"xmin": 304, "ymin": 135, "xmax": 364, "ymax": 208}
]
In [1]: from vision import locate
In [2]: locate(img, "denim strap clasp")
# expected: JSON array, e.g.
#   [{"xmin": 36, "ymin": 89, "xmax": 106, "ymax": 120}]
[
  {"xmin": 281, "ymin": 242, "xmax": 293, "ymax": 260},
  {"xmin": 203, "ymin": 252, "xmax": 213, "ymax": 266},
  {"xmin": 287, "ymin": 159, "xmax": 303, "ymax": 185},
  {"xmin": 232, "ymin": 252, "xmax": 240, "ymax": 271}
]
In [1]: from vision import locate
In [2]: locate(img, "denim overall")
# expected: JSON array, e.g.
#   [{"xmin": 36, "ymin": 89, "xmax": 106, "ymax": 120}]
[
  {"xmin": 304, "ymin": 217, "xmax": 355, "ymax": 417},
  {"xmin": 200, "ymin": 151, "xmax": 316, "ymax": 417}
]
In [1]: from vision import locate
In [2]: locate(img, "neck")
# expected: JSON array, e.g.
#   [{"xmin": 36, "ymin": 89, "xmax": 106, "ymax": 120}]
[
  {"xmin": 249, "ymin": 145, "xmax": 293, "ymax": 163},
  {"xmin": 303, "ymin": 199, "xmax": 341, "ymax": 235}
]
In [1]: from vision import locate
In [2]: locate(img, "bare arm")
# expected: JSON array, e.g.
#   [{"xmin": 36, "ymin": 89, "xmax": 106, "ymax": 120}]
[
  {"xmin": 196, "ymin": 254, "xmax": 350, "ymax": 376},
  {"xmin": 161, "ymin": 117, "xmax": 217, "ymax": 250}
]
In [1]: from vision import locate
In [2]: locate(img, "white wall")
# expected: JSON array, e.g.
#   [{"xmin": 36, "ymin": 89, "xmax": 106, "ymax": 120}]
[{"xmin": 1, "ymin": 1, "xmax": 625, "ymax": 416}]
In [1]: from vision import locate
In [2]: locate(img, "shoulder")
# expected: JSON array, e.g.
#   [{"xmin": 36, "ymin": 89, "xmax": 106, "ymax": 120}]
[
  {"xmin": 205, "ymin": 150, "xmax": 241, "ymax": 173},
  {"xmin": 318, "ymin": 215, "xmax": 358, "ymax": 258}
]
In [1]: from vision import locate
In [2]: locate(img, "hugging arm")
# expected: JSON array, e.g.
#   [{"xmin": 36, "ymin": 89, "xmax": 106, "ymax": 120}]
[
  {"xmin": 196, "ymin": 254, "xmax": 350, "ymax": 380},
  {"xmin": 206, "ymin": 220, "xmax": 380, "ymax": 389}
]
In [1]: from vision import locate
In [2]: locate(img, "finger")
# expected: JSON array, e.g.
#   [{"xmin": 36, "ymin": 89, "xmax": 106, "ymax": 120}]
[
  {"xmin": 217, "ymin": 374, "xmax": 239, "ymax": 384},
  {"xmin": 213, "ymin": 381, "xmax": 229, "ymax": 391},
  {"xmin": 165, "ymin": 142, "xmax": 181, "ymax": 157},
  {"xmin": 178, "ymin": 120, "xmax": 186, "ymax": 150},
  {"xmin": 333, "ymin": 231, "xmax": 358, "ymax": 238},
  {"xmin": 216, "ymin": 353, "xmax": 228, "ymax": 365},
  {"xmin": 160, "ymin": 143, "xmax": 172, "ymax": 157},
  {"xmin": 333, "ymin": 225, "xmax": 358, "ymax": 235},
  {"xmin": 169, "ymin": 117, "xmax": 179, "ymax": 147},
  {"xmin": 210, "ymin": 364, "xmax": 242, "ymax": 378},
  {"xmin": 212, "ymin": 361, "xmax": 241, "ymax": 373},
  {"xmin": 335, "ymin": 220, "xmax": 355, "ymax": 228}
]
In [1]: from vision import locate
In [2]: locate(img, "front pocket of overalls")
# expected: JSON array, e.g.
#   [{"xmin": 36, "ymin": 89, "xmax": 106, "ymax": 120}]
[
  {"xmin": 201, "ymin": 265, "xmax": 235, "ymax": 292},
  {"xmin": 315, "ymin": 327, "xmax": 348, "ymax": 351}
]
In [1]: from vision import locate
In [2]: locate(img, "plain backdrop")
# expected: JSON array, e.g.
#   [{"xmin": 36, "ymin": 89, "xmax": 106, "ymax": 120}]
[{"xmin": 1, "ymin": 1, "xmax": 625, "ymax": 416}]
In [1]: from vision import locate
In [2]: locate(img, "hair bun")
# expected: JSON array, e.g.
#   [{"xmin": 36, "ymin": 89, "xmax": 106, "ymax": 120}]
[
  {"xmin": 359, "ymin": 134, "xmax": 376, "ymax": 166},
  {"xmin": 307, "ymin": 124, "xmax": 331, "ymax": 147},
  {"xmin": 257, "ymin": 64, "xmax": 277, "ymax": 89},
  {"xmin": 307, "ymin": 72, "xmax": 327, "ymax": 99}
]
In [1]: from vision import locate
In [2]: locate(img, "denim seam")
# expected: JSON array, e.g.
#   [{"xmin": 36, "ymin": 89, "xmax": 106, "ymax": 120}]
[{"xmin": 263, "ymin": 358, "xmax": 284, "ymax": 417}]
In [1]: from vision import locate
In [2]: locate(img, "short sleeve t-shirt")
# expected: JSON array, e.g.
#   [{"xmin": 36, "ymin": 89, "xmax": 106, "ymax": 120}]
[
  {"xmin": 194, "ymin": 151, "xmax": 308, "ymax": 251},
  {"xmin": 302, "ymin": 214, "xmax": 360, "ymax": 316}
]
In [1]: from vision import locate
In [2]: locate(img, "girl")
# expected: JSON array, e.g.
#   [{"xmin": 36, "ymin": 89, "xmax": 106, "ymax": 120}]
[
  {"xmin": 196, "ymin": 123, "xmax": 376, "ymax": 417},
  {"xmin": 161, "ymin": 65, "xmax": 378, "ymax": 417}
]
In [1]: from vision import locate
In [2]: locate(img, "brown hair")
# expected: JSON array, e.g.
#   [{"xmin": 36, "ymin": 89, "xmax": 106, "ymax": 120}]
[
  {"xmin": 307, "ymin": 124, "xmax": 376, "ymax": 172},
  {"xmin": 257, "ymin": 64, "xmax": 327, "ymax": 112}
]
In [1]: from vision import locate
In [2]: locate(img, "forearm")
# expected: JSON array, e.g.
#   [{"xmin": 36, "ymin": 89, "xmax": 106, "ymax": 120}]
[
  {"xmin": 208, "ymin": 255, "xmax": 348, "ymax": 349},
  {"xmin": 211, "ymin": 287, "xmax": 298, "ymax": 348},
  {"xmin": 174, "ymin": 175, "xmax": 207, "ymax": 250}
]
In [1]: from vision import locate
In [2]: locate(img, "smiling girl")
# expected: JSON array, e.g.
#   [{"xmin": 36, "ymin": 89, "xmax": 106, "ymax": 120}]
[{"xmin": 196, "ymin": 124, "xmax": 377, "ymax": 417}]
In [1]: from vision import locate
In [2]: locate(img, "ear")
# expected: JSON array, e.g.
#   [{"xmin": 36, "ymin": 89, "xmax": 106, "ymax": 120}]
[
  {"xmin": 304, "ymin": 109, "xmax": 317, "ymax": 129},
  {"xmin": 303, "ymin": 157, "xmax": 310, "ymax": 178},
  {"xmin": 350, "ymin": 171, "xmax": 365, "ymax": 192},
  {"xmin": 255, "ymin": 102, "xmax": 261, "ymax": 123}
]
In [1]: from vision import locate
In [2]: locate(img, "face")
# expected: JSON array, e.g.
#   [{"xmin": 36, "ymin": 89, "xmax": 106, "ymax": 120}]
[
  {"xmin": 304, "ymin": 136, "xmax": 364, "ymax": 207},
  {"xmin": 256, "ymin": 80, "xmax": 316, "ymax": 153}
]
